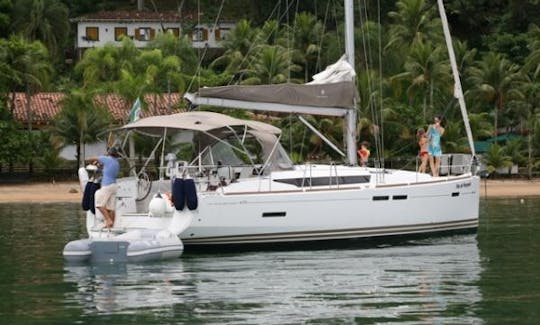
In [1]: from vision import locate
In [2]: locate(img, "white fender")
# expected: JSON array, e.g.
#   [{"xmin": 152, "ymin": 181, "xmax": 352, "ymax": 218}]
[
  {"xmin": 78, "ymin": 167, "xmax": 89, "ymax": 192},
  {"xmin": 148, "ymin": 194, "xmax": 168, "ymax": 218}
]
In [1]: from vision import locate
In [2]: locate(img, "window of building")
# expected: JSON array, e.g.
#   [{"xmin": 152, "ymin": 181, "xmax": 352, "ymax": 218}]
[
  {"xmin": 166, "ymin": 28, "xmax": 180, "ymax": 37},
  {"xmin": 115, "ymin": 27, "xmax": 128, "ymax": 41},
  {"xmin": 136, "ymin": 27, "xmax": 155, "ymax": 41},
  {"xmin": 215, "ymin": 27, "xmax": 230, "ymax": 41},
  {"xmin": 192, "ymin": 28, "xmax": 208, "ymax": 42},
  {"xmin": 84, "ymin": 27, "xmax": 99, "ymax": 41}
]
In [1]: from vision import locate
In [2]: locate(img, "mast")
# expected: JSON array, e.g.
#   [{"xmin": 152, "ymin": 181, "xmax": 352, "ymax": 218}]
[
  {"xmin": 436, "ymin": 0, "xmax": 476, "ymax": 163},
  {"xmin": 344, "ymin": 0, "xmax": 358, "ymax": 165}
]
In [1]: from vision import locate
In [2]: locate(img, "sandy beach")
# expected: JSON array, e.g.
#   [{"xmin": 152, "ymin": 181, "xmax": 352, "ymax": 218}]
[{"xmin": 0, "ymin": 179, "xmax": 539, "ymax": 203}]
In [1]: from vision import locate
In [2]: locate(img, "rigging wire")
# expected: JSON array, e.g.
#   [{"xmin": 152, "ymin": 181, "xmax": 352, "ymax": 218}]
[
  {"xmin": 315, "ymin": 1, "xmax": 331, "ymax": 73},
  {"xmin": 377, "ymin": 0, "xmax": 385, "ymax": 170},
  {"xmin": 357, "ymin": 0, "xmax": 385, "ymax": 173},
  {"xmin": 228, "ymin": 0, "xmax": 295, "ymax": 85},
  {"xmin": 186, "ymin": 0, "xmax": 226, "ymax": 92},
  {"xmin": 286, "ymin": 0, "xmax": 291, "ymax": 82}
]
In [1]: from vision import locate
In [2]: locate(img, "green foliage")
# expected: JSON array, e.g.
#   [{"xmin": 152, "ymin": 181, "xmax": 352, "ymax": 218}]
[
  {"xmin": 0, "ymin": 0, "xmax": 12, "ymax": 38},
  {"xmin": 0, "ymin": 100, "xmax": 28, "ymax": 166},
  {"xmin": 52, "ymin": 88, "xmax": 111, "ymax": 166},
  {"xmin": 10, "ymin": 0, "xmax": 69, "ymax": 60},
  {"xmin": 504, "ymin": 138, "xmax": 525, "ymax": 166},
  {"xmin": 482, "ymin": 143, "xmax": 512, "ymax": 175},
  {"xmin": 0, "ymin": 0, "xmax": 538, "ymax": 172},
  {"xmin": 0, "ymin": 35, "xmax": 52, "ymax": 93}
]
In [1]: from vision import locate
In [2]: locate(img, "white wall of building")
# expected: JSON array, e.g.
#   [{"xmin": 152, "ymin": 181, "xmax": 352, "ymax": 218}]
[
  {"xmin": 60, "ymin": 142, "xmax": 107, "ymax": 162},
  {"xmin": 76, "ymin": 21, "xmax": 235, "ymax": 49}
]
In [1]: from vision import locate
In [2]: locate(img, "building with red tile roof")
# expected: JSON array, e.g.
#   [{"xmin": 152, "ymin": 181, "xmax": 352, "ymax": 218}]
[
  {"xmin": 9, "ymin": 92, "xmax": 185, "ymax": 129},
  {"xmin": 70, "ymin": 10, "xmax": 235, "ymax": 57}
]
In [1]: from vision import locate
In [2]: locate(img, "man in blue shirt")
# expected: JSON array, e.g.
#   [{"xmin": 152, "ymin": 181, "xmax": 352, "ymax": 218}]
[{"xmin": 89, "ymin": 147, "xmax": 120, "ymax": 228}]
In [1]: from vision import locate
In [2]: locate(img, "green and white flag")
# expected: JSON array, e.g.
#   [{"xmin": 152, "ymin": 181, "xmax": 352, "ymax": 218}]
[{"xmin": 128, "ymin": 97, "xmax": 142, "ymax": 123}]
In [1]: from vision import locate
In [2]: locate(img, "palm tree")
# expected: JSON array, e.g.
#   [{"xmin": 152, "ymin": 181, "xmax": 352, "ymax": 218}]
[
  {"xmin": 387, "ymin": 0, "xmax": 442, "ymax": 51},
  {"xmin": 291, "ymin": 12, "xmax": 324, "ymax": 82},
  {"xmin": 0, "ymin": 1, "xmax": 11, "ymax": 38},
  {"xmin": 468, "ymin": 52, "xmax": 522, "ymax": 142},
  {"xmin": 75, "ymin": 38, "xmax": 139, "ymax": 89},
  {"xmin": 522, "ymin": 24, "xmax": 540, "ymax": 79},
  {"xmin": 3, "ymin": 35, "xmax": 52, "ymax": 132},
  {"xmin": 210, "ymin": 19, "xmax": 260, "ymax": 82},
  {"xmin": 52, "ymin": 89, "xmax": 111, "ymax": 167},
  {"xmin": 521, "ymin": 24, "xmax": 540, "ymax": 178},
  {"xmin": 242, "ymin": 45, "xmax": 300, "ymax": 85},
  {"xmin": 10, "ymin": 0, "xmax": 69, "ymax": 59},
  {"xmin": 503, "ymin": 138, "xmax": 525, "ymax": 175},
  {"xmin": 0, "ymin": 38, "xmax": 14, "ymax": 94},
  {"xmin": 514, "ymin": 77, "xmax": 540, "ymax": 178},
  {"xmin": 442, "ymin": 119, "xmax": 469, "ymax": 153},
  {"xmin": 258, "ymin": 19, "xmax": 285, "ymax": 47},
  {"xmin": 468, "ymin": 112, "xmax": 493, "ymax": 139},
  {"xmin": 482, "ymin": 143, "xmax": 512, "ymax": 176},
  {"xmin": 148, "ymin": 33, "xmax": 198, "ymax": 75},
  {"xmin": 403, "ymin": 41, "xmax": 451, "ymax": 121}
]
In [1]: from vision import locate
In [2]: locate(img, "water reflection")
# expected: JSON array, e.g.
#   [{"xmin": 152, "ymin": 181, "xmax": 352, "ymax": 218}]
[
  {"xmin": 64, "ymin": 261, "xmax": 190, "ymax": 314},
  {"xmin": 63, "ymin": 235, "xmax": 482, "ymax": 323}
]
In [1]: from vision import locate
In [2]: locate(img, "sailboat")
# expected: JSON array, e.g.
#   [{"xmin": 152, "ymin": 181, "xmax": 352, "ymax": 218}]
[{"xmin": 64, "ymin": 0, "xmax": 479, "ymax": 259}]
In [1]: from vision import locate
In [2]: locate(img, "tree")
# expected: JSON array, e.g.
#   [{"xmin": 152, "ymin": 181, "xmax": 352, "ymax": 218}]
[
  {"xmin": 515, "ymin": 77, "xmax": 540, "ymax": 179},
  {"xmin": 75, "ymin": 38, "xmax": 138, "ymax": 89},
  {"xmin": 291, "ymin": 12, "xmax": 324, "ymax": 82},
  {"xmin": 403, "ymin": 41, "xmax": 451, "ymax": 121},
  {"xmin": 2, "ymin": 35, "xmax": 52, "ymax": 135},
  {"xmin": 10, "ymin": 0, "xmax": 69, "ymax": 59},
  {"xmin": 468, "ymin": 112, "xmax": 493, "ymax": 139},
  {"xmin": 258, "ymin": 19, "xmax": 284, "ymax": 47},
  {"xmin": 52, "ymin": 89, "xmax": 111, "ymax": 167},
  {"xmin": 482, "ymin": 143, "xmax": 512, "ymax": 177},
  {"xmin": 468, "ymin": 52, "xmax": 522, "ymax": 142},
  {"xmin": 504, "ymin": 138, "xmax": 525, "ymax": 175},
  {"xmin": 0, "ymin": 0, "xmax": 12, "ymax": 38},
  {"xmin": 0, "ymin": 99, "xmax": 31, "ymax": 171},
  {"xmin": 210, "ymin": 19, "xmax": 260, "ymax": 82},
  {"xmin": 148, "ymin": 32, "xmax": 198, "ymax": 76},
  {"xmin": 387, "ymin": 0, "xmax": 442, "ymax": 50},
  {"xmin": 242, "ymin": 45, "xmax": 299, "ymax": 85}
]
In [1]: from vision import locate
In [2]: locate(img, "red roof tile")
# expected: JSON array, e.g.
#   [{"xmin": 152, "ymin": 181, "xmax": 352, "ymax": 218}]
[
  {"xmin": 72, "ymin": 10, "xmax": 196, "ymax": 23},
  {"xmin": 10, "ymin": 92, "xmax": 185, "ymax": 128}
]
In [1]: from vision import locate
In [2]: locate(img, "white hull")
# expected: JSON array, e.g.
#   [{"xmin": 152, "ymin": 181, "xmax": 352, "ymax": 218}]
[
  {"xmin": 94, "ymin": 167, "xmax": 479, "ymax": 247},
  {"xmin": 181, "ymin": 174, "xmax": 479, "ymax": 245}
]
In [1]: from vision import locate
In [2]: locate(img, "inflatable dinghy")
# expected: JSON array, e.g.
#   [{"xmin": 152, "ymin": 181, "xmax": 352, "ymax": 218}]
[{"xmin": 63, "ymin": 229, "xmax": 183, "ymax": 263}]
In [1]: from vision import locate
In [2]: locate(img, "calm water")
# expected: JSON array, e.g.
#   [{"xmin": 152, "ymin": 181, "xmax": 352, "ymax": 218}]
[{"xmin": 0, "ymin": 198, "xmax": 539, "ymax": 324}]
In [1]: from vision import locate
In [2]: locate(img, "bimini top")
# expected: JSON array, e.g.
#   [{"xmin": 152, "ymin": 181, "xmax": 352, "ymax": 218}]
[{"xmin": 121, "ymin": 111, "xmax": 281, "ymax": 136}]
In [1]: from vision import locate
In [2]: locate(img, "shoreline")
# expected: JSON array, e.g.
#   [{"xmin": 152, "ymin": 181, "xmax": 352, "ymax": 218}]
[{"xmin": 0, "ymin": 179, "xmax": 539, "ymax": 204}]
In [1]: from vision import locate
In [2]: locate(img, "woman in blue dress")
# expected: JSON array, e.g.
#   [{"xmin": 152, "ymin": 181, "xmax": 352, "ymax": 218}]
[{"xmin": 427, "ymin": 116, "xmax": 445, "ymax": 177}]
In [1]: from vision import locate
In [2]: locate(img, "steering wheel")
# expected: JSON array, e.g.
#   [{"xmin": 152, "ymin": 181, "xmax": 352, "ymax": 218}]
[{"xmin": 128, "ymin": 165, "xmax": 152, "ymax": 201}]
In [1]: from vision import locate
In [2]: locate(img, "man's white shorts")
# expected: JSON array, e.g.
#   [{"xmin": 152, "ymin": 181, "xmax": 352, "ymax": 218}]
[{"xmin": 95, "ymin": 183, "xmax": 118, "ymax": 210}]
